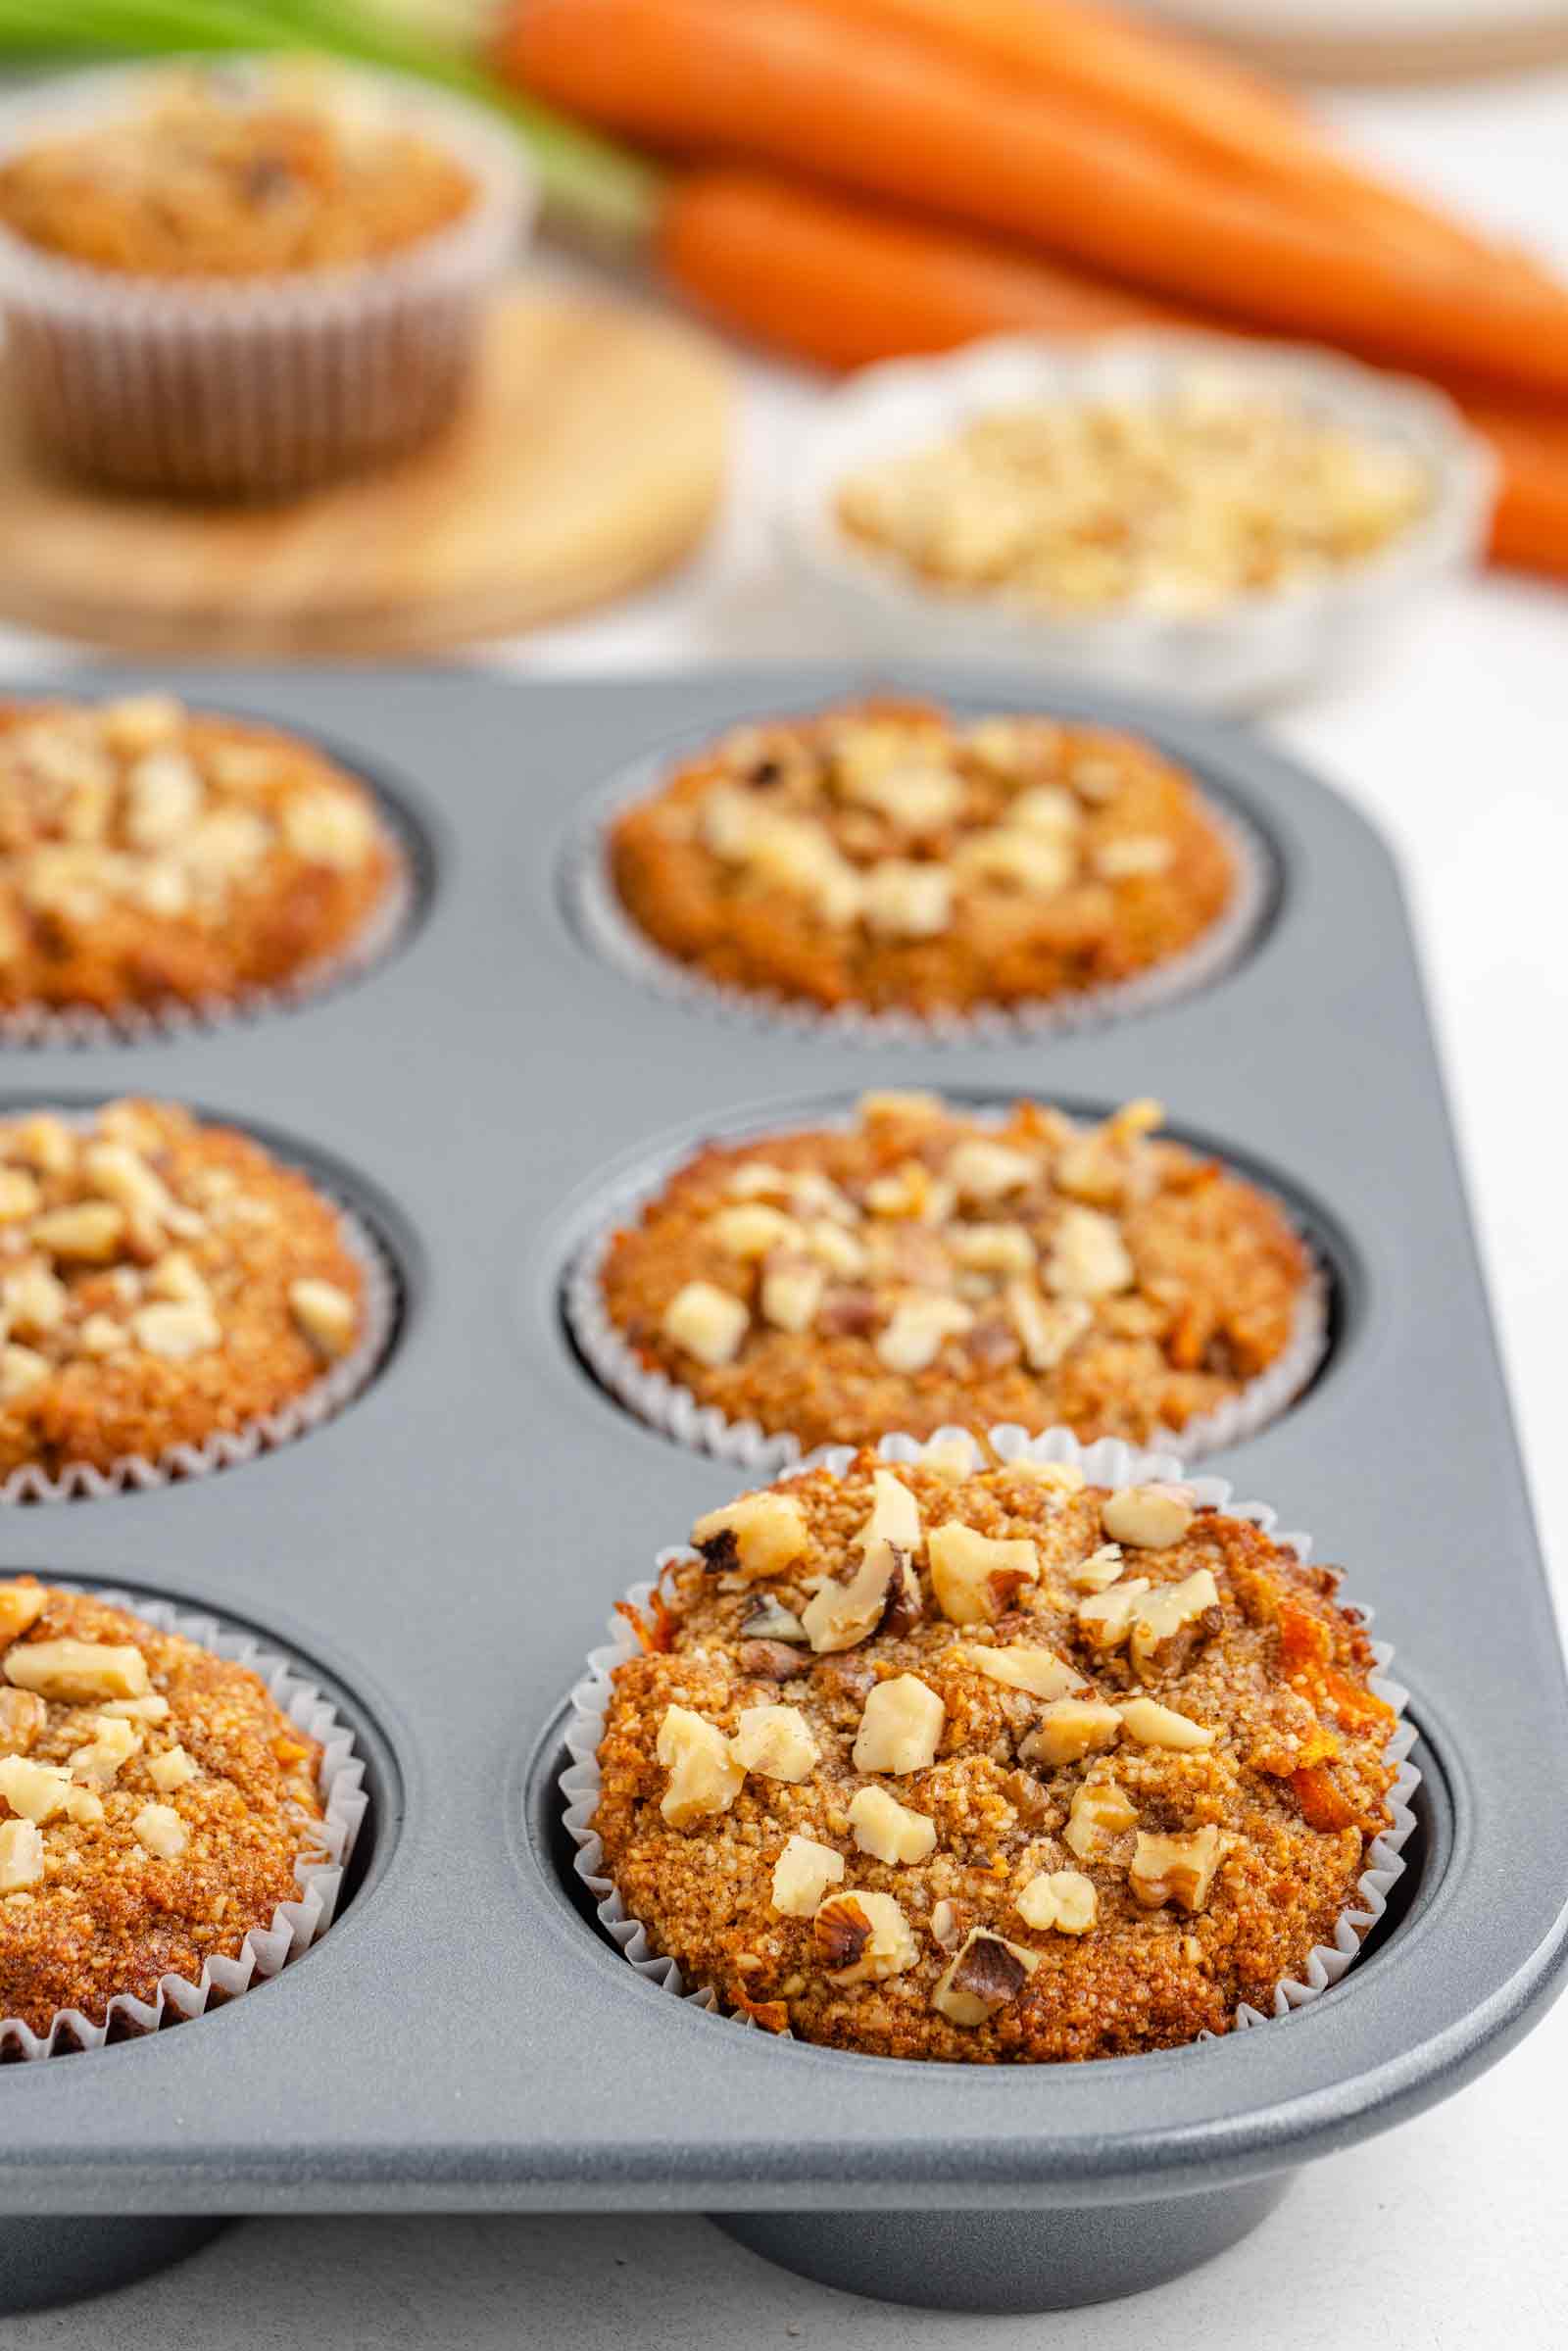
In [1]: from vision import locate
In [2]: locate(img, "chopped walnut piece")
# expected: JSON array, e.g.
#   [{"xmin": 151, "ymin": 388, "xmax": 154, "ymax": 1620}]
[
  {"xmin": 932, "ymin": 1927, "xmax": 1040, "ymax": 2027},
  {"xmin": 287, "ymin": 1278, "xmax": 357, "ymax": 1359},
  {"xmin": 946, "ymin": 1138, "xmax": 1038, "ymax": 1203},
  {"xmin": 771, "ymin": 1832, "xmax": 845, "ymax": 1917},
  {"xmin": 77, "ymin": 1313, "xmax": 129, "ymax": 1357},
  {"xmin": 804, "ymin": 1219, "xmax": 866, "ymax": 1279},
  {"xmin": 4, "ymin": 1639, "xmax": 149, "ymax": 1704},
  {"xmin": 738, "ymin": 1594, "xmax": 807, "ymax": 1644},
  {"xmin": 1119, "ymin": 1696, "xmax": 1215, "ymax": 1750},
  {"xmin": 82, "ymin": 1142, "xmax": 175, "ymax": 1229},
  {"xmin": 3, "ymin": 1262, "xmax": 68, "ymax": 1335},
  {"xmin": 1069, "ymin": 1543, "xmax": 1125, "ymax": 1593},
  {"xmin": 915, "ymin": 1432, "xmax": 979, "ymax": 1483},
  {"xmin": 728, "ymin": 1702, "xmax": 818, "ymax": 1783},
  {"xmin": 0, "ymin": 1170, "xmax": 40, "ymax": 1224},
  {"xmin": 861, "ymin": 860, "xmax": 954, "ymax": 940},
  {"xmin": 693, "ymin": 1489, "xmax": 809, "ymax": 1582},
  {"xmin": 1062, "ymin": 1779, "xmax": 1138, "ymax": 1861},
  {"xmin": 1075, "ymin": 1578, "xmax": 1152, "ymax": 1656},
  {"xmin": 858, "ymin": 1090, "xmax": 945, "ymax": 1127},
  {"xmin": 1043, "ymin": 1205, "xmax": 1134, "ymax": 1300},
  {"xmin": 147, "ymin": 1743, "xmax": 199, "ymax": 1793},
  {"xmin": 661, "ymin": 1281, "xmax": 749, "ymax": 1368},
  {"xmin": 1004, "ymin": 1459, "xmax": 1087, "ymax": 1495},
  {"xmin": 0, "ymin": 1816, "xmax": 43, "ymax": 1892},
  {"xmin": 146, "ymin": 1250, "xmax": 211, "ymax": 1307},
  {"xmin": 708, "ymin": 1202, "xmax": 803, "ymax": 1261},
  {"xmin": 30, "ymin": 1202, "xmax": 126, "ymax": 1263},
  {"xmin": 0, "ymin": 1586, "xmax": 47, "ymax": 1644},
  {"xmin": 760, "ymin": 1253, "xmax": 825, "ymax": 1335},
  {"xmin": 848, "ymin": 1783, "xmax": 937, "ymax": 1865},
  {"xmin": 101, "ymin": 693, "xmax": 183, "ymax": 756},
  {"xmin": 1129, "ymin": 1570, "xmax": 1221, "ymax": 1684},
  {"xmin": 954, "ymin": 825, "xmax": 1074, "ymax": 896},
  {"xmin": 951, "ymin": 1222, "xmax": 1036, "ymax": 1278},
  {"xmin": 130, "ymin": 1299, "xmax": 222, "ymax": 1361},
  {"xmin": 1102, "ymin": 1484, "xmax": 1197, "ymax": 1549},
  {"xmin": 0, "ymin": 1688, "xmax": 45, "ymax": 1752},
  {"xmin": 802, "ymin": 1470, "xmax": 920, "ymax": 1652},
  {"xmin": 814, "ymin": 1888, "xmax": 918, "ymax": 1984},
  {"xmin": 738, "ymin": 1640, "xmax": 808, "ymax": 1683},
  {"xmin": 1130, "ymin": 1824, "xmax": 1223, "ymax": 1913},
  {"xmin": 1022, "ymin": 1698, "xmax": 1124, "ymax": 1768},
  {"xmin": 1015, "ymin": 1869, "xmax": 1099, "ymax": 1935},
  {"xmin": 961, "ymin": 1642, "xmax": 1082, "ymax": 1701},
  {"xmin": 852, "ymin": 1674, "xmax": 945, "ymax": 1775},
  {"xmin": 874, "ymin": 1294, "xmax": 973, "ymax": 1375},
  {"xmin": 0, "ymin": 1344, "xmax": 48, "ymax": 1399},
  {"xmin": 657, "ymin": 1704, "xmax": 747, "ymax": 1828},
  {"xmin": 132, "ymin": 1802, "xmax": 188, "ymax": 1860},
  {"xmin": 100, "ymin": 1693, "xmax": 170, "ymax": 1723},
  {"xmin": 864, "ymin": 1160, "xmax": 955, "ymax": 1223},
  {"xmin": 280, "ymin": 789, "xmax": 376, "ymax": 869},
  {"xmin": 1004, "ymin": 1282, "xmax": 1092, "ymax": 1372},
  {"xmin": 69, "ymin": 1714, "xmax": 141, "ymax": 1784},
  {"xmin": 930, "ymin": 1896, "xmax": 964, "ymax": 1951},
  {"xmin": 1096, "ymin": 836, "xmax": 1174, "ymax": 881},
  {"xmin": 929, "ymin": 1521, "xmax": 1039, "ymax": 1625},
  {"xmin": 0, "ymin": 1754, "xmax": 72, "ymax": 1823},
  {"xmin": 6, "ymin": 1116, "xmax": 73, "ymax": 1176}
]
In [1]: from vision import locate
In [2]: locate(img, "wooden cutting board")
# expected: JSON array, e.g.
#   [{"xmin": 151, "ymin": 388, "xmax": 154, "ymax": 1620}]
[{"xmin": 0, "ymin": 285, "xmax": 731, "ymax": 658}]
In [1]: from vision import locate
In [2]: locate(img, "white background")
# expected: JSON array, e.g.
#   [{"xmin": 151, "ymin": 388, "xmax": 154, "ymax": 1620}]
[{"xmin": 0, "ymin": 62, "xmax": 1564, "ymax": 2351}]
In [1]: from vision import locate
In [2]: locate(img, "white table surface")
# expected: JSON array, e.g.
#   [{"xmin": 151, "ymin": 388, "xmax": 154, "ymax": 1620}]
[{"xmin": 0, "ymin": 60, "xmax": 1564, "ymax": 2351}]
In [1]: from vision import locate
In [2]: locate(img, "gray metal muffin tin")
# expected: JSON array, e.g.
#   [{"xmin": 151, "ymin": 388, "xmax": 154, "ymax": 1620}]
[{"xmin": 0, "ymin": 664, "xmax": 1562, "ymax": 2319}]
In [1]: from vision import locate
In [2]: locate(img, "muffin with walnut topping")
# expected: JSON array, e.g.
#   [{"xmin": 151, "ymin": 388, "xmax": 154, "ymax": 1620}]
[
  {"xmin": 587, "ymin": 1091, "xmax": 1320, "ymax": 1458},
  {"xmin": 584, "ymin": 1444, "xmax": 1400, "ymax": 2061},
  {"xmin": 0, "ymin": 694, "xmax": 403, "ymax": 1026},
  {"xmin": 604, "ymin": 699, "xmax": 1245, "ymax": 1020},
  {"xmin": 0, "ymin": 1099, "xmax": 372, "ymax": 1490},
  {"xmin": 0, "ymin": 1578, "xmax": 330, "ymax": 2041}
]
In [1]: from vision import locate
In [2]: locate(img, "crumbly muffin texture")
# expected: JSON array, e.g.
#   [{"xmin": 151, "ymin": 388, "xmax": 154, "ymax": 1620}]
[
  {"xmin": 600, "ymin": 1092, "xmax": 1310, "ymax": 1453},
  {"xmin": 0, "ymin": 66, "xmax": 474, "ymax": 278},
  {"xmin": 607, "ymin": 700, "xmax": 1235, "ymax": 1016},
  {"xmin": 0, "ymin": 1580, "xmax": 325, "ymax": 2037},
  {"xmin": 592, "ymin": 1448, "xmax": 1397, "ymax": 2062},
  {"xmin": 0, "ymin": 695, "xmax": 398, "ymax": 1019},
  {"xmin": 0, "ymin": 1099, "xmax": 366, "ymax": 1482},
  {"xmin": 836, "ymin": 380, "xmax": 1433, "ymax": 618}
]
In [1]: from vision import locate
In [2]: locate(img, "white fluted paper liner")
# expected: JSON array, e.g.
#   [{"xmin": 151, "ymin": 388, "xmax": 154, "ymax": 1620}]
[
  {"xmin": 565, "ymin": 752, "xmax": 1272, "ymax": 1045},
  {"xmin": 0, "ymin": 1587, "xmax": 367, "ymax": 2060},
  {"xmin": 0, "ymin": 1126, "xmax": 397, "ymax": 1503},
  {"xmin": 0, "ymin": 820, "xmax": 415, "ymax": 1051},
  {"xmin": 564, "ymin": 1105, "xmax": 1329, "ymax": 1473},
  {"xmin": 560, "ymin": 1424, "xmax": 1418, "ymax": 2048},
  {"xmin": 0, "ymin": 62, "xmax": 532, "ymax": 497}
]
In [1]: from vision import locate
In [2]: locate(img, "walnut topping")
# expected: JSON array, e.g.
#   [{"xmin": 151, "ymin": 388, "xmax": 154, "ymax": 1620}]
[
  {"xmin": 1044, "ymin": 1205, "xmax": 1134, "ymax": 1300},
  {"xmin": 3, "ymin": 1263, "xmax": 67, "ymax": 1335},
  {"xmin": 662, "ymin": 1280, "xmax": 749, "ymax": 1368},
  {"xmin": 954, "ymin": 825, "xmax": 1073, "ymax": 896},
  {"xmin": 1015, "ymin": 1868, "xmax": 1099, "ymax": 1935},
  {"xmin": 101, "ymin": 693, "xmax": 184, "ymax": 756},
  {"xmin": 1062, "ymin": 1779, "xmax": 1138, "ymax": 1861},
  {"xmin": 945, "ymin": 1138, "xmax": 1038, "ymax": 1202},
  {"xmin": 147, "ymin": 1742, "xmax": 198, "ymax": 1792},
  {"xmin": 0, "ymin": 1343, "xmax": 48, "ymax": 1399},
  {"xmin": 130, "ymin": 1299, "xmax": 221, "ymax": 1361},
  {"xmin": 1102, "ymin": 1484, "xmax": 1197, "ymax": 1549},
  {"xmin": 1130, "ymin": 1825, "xmax": 1223, "ymax": 1913},
  {"xmin": 100, "ymin": 1692, "xmax": 170, "ymax": 1722},
  {"xmin": 930, "ymin": 1896, "xmax": 964, "ymax": 1951},
  {"xmin": 951, "ymin": 1222, "xmax": 1036, "ymax": 1277},
  {"xmin": 915, "ymin": 1432, "xmax": 979, "ymax": 1482},
  {"xmin": 738, "ymin": 1594, "xmax": 807, "ymax": 1644},
  {"xmin": 728, "ymin": 1702, "xmax": 819, "ymax": 1783},
  {"xmin": 1118, "ymin": 1696, "xmax": 1215, "ymax": 1750},
  {"xmin": 929, "ymin": 1521, "xmax": 1039, "ymax": 1625},
  {"xmin": 1004, "ymin": 1459, "xmax": 1087, "ymax": 1495},
  {"xmin": 287, "ymin": 1278, "xmax": 357, "ymax": 1359},
  {"xmin": 814, "ymin": 1888, "xmax": 918, "ymax": 1984},
  {"xmin": 1075, "ymin": 1578, "xmax": 1152, "ymax": 1656},
  {"xmin": 0, "ymin": 1817, "xmax": 43, "ymax": 1892},
  {"xmin": 1022, "ymin": 1697, "xmax": 1124, "ymax": 1767},
  {"xmin": 1129, "ymin": 1570, "xmax": 1222, "ymax": 1683},
  {"xmin": 858, "ymin": 1091, "xmax": 945, "ymax": 1126},
  {"xmin": 0, "ymin": 1753, "xmax": 73, "ymax": 1823},
  {"xmin": 4, "ymin": 1639, "xmax": 149, "ymax": 1704},
  {"xmin": 657, "ymin": 1704, "xmax": 747, "ymax": 1828},
  {"xmin": 131, "ymin": 1802, "xmax": 188, "ymax": 1860},
  {"xmin": 69, "ymin": 1714, "xmax": 141, "ymax": 1783},
  {"xmin": 1004, "ymin": 1283, "xmax": 1092, "ymax": 1371},
  {"xmin": 693, "ymin": 1490, "xmax": 809, "ymax": 1582},
  {"xmin": 738, "ymin": 1639, "xmax": 808, "ymax": 1682},
  {"xmin": 1096, "ymin": 836, "xmax": 1174, "ymax": 881},
  {"xmin": 0, "ymin": 1689, "xmax": 45, "ymax": 1751},
  {"xmin": 865, "ymin": 1160, "xmax": 954, "ymax": 1223},
  {"xmin": 860, "ymin": 860, "xmax": 954, "ymax": 940},
  {"xmin": 0, "ymin": 1587, "xmax": 46, "ymax": 1644},
  {"xmin": 803, "ymin": 1470, "xmax": 921, "ymax": 1652},
  {"xmin": 82, "ymin": 1141, "xmax": 175, "ymax": 1229},
  {"xmin": 771, "ymin": 1832, "xmax": 845, "ymax": 1917},
  {"xmin": 848, "ymin": 1783, "xmax": 937, "ymax": 1864},
  {"xmin": 280, "ymin": 788, "xmax": 376, "ymax": 868},
  {"xmin": 1069, "ymin": 1543, "xmax": 1125, "ymax": 1592},
  {"xmin": 932, "ymin": 1927, "xmax": 1040, "ymax": 2026},
  {"xmin": 0, "ymin": 1170, "xmax": 40, "ymax": 1223},
  {"xmin": 961, "ymin": 1642, "xmax": 1082, "ymax": 1701},
  {"xmin": 852, "ymin": 1673, "xmax": 945, "ymax": 1775},
  {"xmin": 874, "ymin": 1294, "xmax": 973, "ymax": 1374},
  {"xmin": 30, "ymin": 1202, "xmax": 125, "ymax": 1263},
  {"xmin": 708, "ymin": 1202, "xmax": 803, "ymax": 1260},
  {"xmin": 760, "ymin": 1253, "xmax": 825, "ymax": 1334},
  {"xmin": 77, "ymin": 1313, "xmax": 128, "ymax": 1357}
]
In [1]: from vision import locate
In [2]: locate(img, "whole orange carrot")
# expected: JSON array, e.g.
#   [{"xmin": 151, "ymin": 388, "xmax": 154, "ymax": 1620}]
[{"xmin": 502, "ymin": 0, "xmax": 1568, "ymax": 397}]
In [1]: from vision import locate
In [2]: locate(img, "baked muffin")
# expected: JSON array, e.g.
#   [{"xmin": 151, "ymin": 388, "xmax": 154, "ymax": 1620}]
[
  {"xmin": 593, "ymin": 1092, "xmax": 1316, "ymax": 1455},
  {"xmin": 0, "ymin": 1099, "xmax": 369, "ymax": 1486},
  {"xmin": 590, "ymin": 1446, "xmax": 1398, "ymax": 2060},
  {"xmin": 605, "ymin": 699, "xmax": 1239, "ymax": 1018},
  {"xmin": 0, "ymin": 695, "xmax": 400, "ymax": 1022},
  {"xmin": 0, "ymin": 1579, "xmax": 326, "ymax": 2038}
]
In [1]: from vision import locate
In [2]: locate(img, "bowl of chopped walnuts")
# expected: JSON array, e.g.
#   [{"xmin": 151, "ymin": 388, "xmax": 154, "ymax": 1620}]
[{"xmin": 784, "ymin": 330, "xmax": 1495, "ymax": 707}]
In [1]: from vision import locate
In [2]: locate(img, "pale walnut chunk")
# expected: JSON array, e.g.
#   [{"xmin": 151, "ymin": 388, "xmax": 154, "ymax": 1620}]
[
  {"xmin": 813, "ymin": 1889, "xmax": 918, "ymax": 1985},
  {"xmin": 3, "ymin": 1262, "xmax": 68, "ymax": 1336},
  {"xmin": 915, "ymin": 1432, "xmax": 980, "ymax": 1483},
  {"xmin": 950, "ymin": 1223, "xmax": 1036, "ymax": 1278},
  {"xmin": 852, "ymin": 1674, "xmax": 944, "ymax": 1775},
  {"xmin": 1095, "ymin": 835, "xmax": 1175, "ymax": 880},
  {"xmin": 848, "ymin": 1783, "xmax": 937, "ymax": 1865},
  {"xmin": 100, "ymin": 693, "xmax": 184, "ymax": 756},
  {"xmin": 77, "ymin": 1313, "xmax": 129, "ymax": 1358},
  {"xmin": 1004, "ymin": 1459, "xmax": 1086, "ymax": 1495},
  {"xmin": 1075, "ymin": 1577, "xmax": 1152, "ymax": 1656},
  {"xmin": 874, "ymin": 1294, "xmax": 973, "ymax": 1375},
  {"xmin": 839, "ymin": 758, "xmax": 963, "ymax": 832},
  {"xmin": 1021, "ymin": 1698, "xmax": 1124, "ymax": 1768},
  {"xmin": 859, "ymin": 860, "xmax": 954, "ymax": 941},
  {"xmin": 123, "ymin": 745, "xmax": 202, "ymax": 851},
  {"xmin": 130, "ymin": 1299, "xmax": 221, "ymax": 1361},
  {"xmin": 0, "ymin": 1817, "xmax": 43, "ymax": 1892},
  {"xmin": 945, "ymin": 1138, "xmax": 1038, "ymax": 1203},
  {"xmin": 69, "ymin": 1714, "xmax": 141, "ymax": 1784},
  {"xmin": 954, "ymin": 825, "xmax": 1074, "ymax": 896},
  {"xmin": 280, "ymin": 789, "xmax": 376, "ymax": 869},
  {"xmin": 1009, "ymin": 784, "xmax": 1081, "ymax": 839},
  {"xmin": 804, "ymin": 1469, "xmax": 922, "ymax": 1654},
  {"xmin": 857, "ymin": 1091, "xmax": 945, "ymax": 1128},
  {"xmin": 656, "ymin": 1704, "xmax": 747, "ymax": 1829},
  {"xmin": 1069, "ymin": 1543, "xmax": 1125, "ymax": 1593},
  {"xmin": 804, "ymin": 1219, "xmax": 866, "ymax": 1279},
  {"xmin": 707, "ymin": 1203, "xmax": 803, "ymax": 1260},
  {"xmin": 4, "ymin": 1639, "xmax": 149, "ymax": 1704},
  {"xmin": 1005, "ymin": 1282, "xmax": 1092, "ymax": 1371},
  {"xmin": 0, "ymin": 1170, "xmax": 41, "ymax": 1224},
  {"xmin": 1044, "ymin": 1205, "xmax": 1134, "ymax": 1300},
  {"xmin": 1102, "ymin": 1483, "xmax": 1197, "ymax": 1549},
  {"xmin": 864, "ymin": 1160, "xmax": 954, "ymax": 1223},
  {"xmin": 0, "ymin": 1688, "xmax": 45, "ymax": 1753},
  {"xmin": 692, "ymin": 1489, "xmax": 809, "ymax": 1582},
  {"xmin": 64, "ymin": 1785, "xmax": 103, "ymax": 1826},
  {"xmin": 727, "ymin": 1703, "xmax": 818, "ymax": 1784},
  {"xmin": 288, "ymin": 1278, "xmax": 357, "ymax": 1360},
  {"xmin": 132, "ymin": 1802, "xmax": 188, "ymax": 1860},
  {"xmin": 770, "ymin": 1832, "xmax": 845, "ymax": 1917},
  {"xmin": 932, "ymin": 1927, "xmax": 1040, "ymax": 2027},
  {"xmin": 1062, "ymin": 1779, "xmax": 1138, "ymax": 1861},
  {"xmin": 0, "ymin": 1586, "xmax": 47, "ymax": 1644},
  {"xmin": 0, "ymin": 1754, "xmax": 72, "ymax": 1823},
  {"xmin": 99, "ymin": 1692, "xmax": 170, "ymax": 1723},
  {"xmin": 1119, "ymin": 1696, "xmax": 1215, "ymax": 1750},
  {"xmin": 30, "ymin": 1202, "xmax": 125, "ymax": 1264},
  {"xmin": 662, "ymin": 1280, "xmax": 749, "ymax": 1369},
  {"xmin": 928, "ymin": 1521, "xmax": 1039, "ymax": 1626},
  {"xmin": 146, "ymin": 1251, "xmax": 211, "ymax": 1308},
  {"xmin": 1016, "ymin": 1868, "xmax": 1099, "ymax": 1935},
  {"xmin": 4, "ymin": 1115, "xmax": 74, "ymax": 1177},
  {"xmin": 147, "ymin": 1743, "xmax": 199, "ymax": 1793},
  {"xmin": 961, "ymin": 1643, "xmax": 1082, "ymax": 1701},
  {"xmin": 0, "ymin": 1344, "xmax": 48, "ymax": 1401},
  {"xmin": 1130, "ymin": 1570, "xmax": 1222, "ymax": 1684},
  {"xmin": 760, "ymin": 1254, "xmax": 825, "ymax": 1335},
  {"xmin": 1130, "ymin": 1825, "xmax": 1223, "ymax": 1913}
]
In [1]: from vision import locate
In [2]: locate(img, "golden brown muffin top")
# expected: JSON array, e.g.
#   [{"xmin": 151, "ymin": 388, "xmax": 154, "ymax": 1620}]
[
  {"xmin": 600, "ymin": 1092, "xmax": 1312, "ymax": 1453},
  {"xmin": 593, "ymin": 1446, "xmax": 1396, "ymax": 2062},
  {"xmin": 0, "ymin": 66, "xmax": 474, "ymax": 278},
  {"xmin": 0, "ymin": 1580, "xmax": 325, "ymax": 2036},
  {"xmin": 0, "ymin": 1099, "xmax": 366, "ymax": 1483}
]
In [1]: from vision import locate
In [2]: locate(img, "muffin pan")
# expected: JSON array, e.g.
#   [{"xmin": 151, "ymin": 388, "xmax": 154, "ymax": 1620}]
[{"xmin": 0, "ymin": 663, "xmax": 1562, "ymax": 2318}]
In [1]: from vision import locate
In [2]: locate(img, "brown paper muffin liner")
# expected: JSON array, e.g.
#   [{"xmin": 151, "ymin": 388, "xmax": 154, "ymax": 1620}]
[
  {"xmin": 565, "ymin": 754, "xmax": 1272, "ymax": 1044},
  {"xmin": 0, "ymin": 62, "xmax": 532, "ymax": 498},
  {"xmin": 563, "ymin": 1108, "xmax": 1330, "ymax": 1472},
  {"xmin": 0, "ymin": 816, "xmax": 416, "ymax": 1051},
  {"xmin": 560, "ymin": 1426, "xmax": 1419, "ymax": 2047},
  {"xmin": 0, "ymin": 1587, "xmax": 368, "ymax": 2060},
  {"xmin": 0, "ymin": 1127, "xmax": 398, "ymax": 1503}
]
